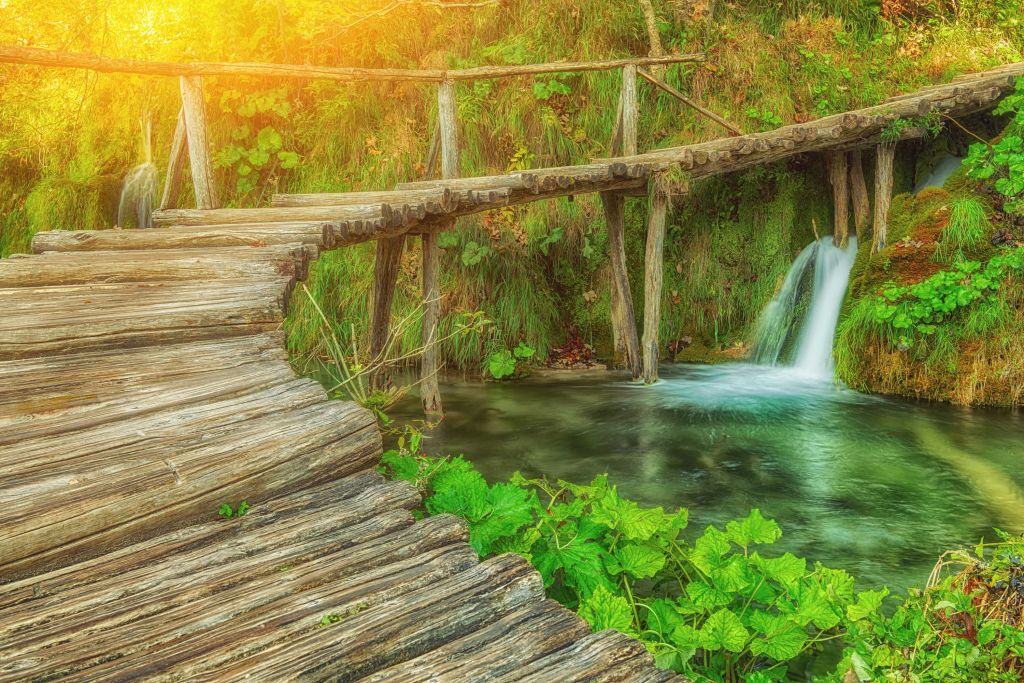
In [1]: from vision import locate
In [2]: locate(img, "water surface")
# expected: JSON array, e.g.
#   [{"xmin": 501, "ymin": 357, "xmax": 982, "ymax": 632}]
[{"xmin": 393, "ymin": 364, "xmax": 1024, "ymax": 592}]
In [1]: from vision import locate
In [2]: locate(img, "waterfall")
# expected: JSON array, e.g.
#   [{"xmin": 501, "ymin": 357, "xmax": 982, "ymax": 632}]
[
  {"xmin": 117, "ymin": 114, "xmax": 158, "ymax": 228},
  {"xmin": 751, "ymin": 236, "xmax": 857, "ymax": 378},
  {"xmin": 750, "ymin": 242, "xmax": 819, "ymax": 365},
  {"xmin": 792, "ymin": 236, "xmax": 858, "ymax": 377}
]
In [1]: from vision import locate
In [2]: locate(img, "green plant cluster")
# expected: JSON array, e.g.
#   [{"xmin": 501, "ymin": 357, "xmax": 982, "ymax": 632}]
[
  {"xmin": 215, "ymin": 88, "xmax": 301, "ymax": 199},
  {"xmin": 379, "ymin": 440, "xmax": 1024, "ymax": 682},
  {"xmin": 880, "ymin": 112, "xmax": 944, "ymax": 145},
  {"xmin": 486, "ymin": 341, "xmax": 535, "ymax": 379},
  {"xmin": 869, "ymin": 248, "xmax": 1024, "ymax": 344},
  {"xmin": 964, "ymin": 78, "xmax": 1024, "ymax": 215},
  {"xmin": 218, "ymin": 500, "xmax": 249, "ymax": 519}
]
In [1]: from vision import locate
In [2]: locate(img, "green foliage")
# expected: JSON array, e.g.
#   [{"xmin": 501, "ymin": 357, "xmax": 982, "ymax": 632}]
[
  {"xmin": 378, "ymin": 447, "xmax": 877, "ymax": 682},
  {"xmin": 486, "ymin": 342, "xmax": 535, "ymax": 379},
  {"xmin": 460, "ymin": 240, "xmax": 493, "ymax": 266},
  {"xmin": 834, "ymin": 534, "xmax": 1024, "ymax": 682},
  {"xmin": 880, "ymin": 112, "xmax": 944, "ymax": 144},
  {"xmin": 965, "ymin": 78, "xmax": 1024, "ymax": 214},
  {"xmin": 868, "ymin": 248, "xmax": 1024, "ymax": 345},
  {"xmin": 745, "ymin": 107, "xmax": 783, "ymax": 130},
  {"xmin": 218, "ymin": 500, "xmax": 249, "ymax": 519},
  {"xmin": 215, "ymin": 88, "xmax": 301, "ymax": 200}
]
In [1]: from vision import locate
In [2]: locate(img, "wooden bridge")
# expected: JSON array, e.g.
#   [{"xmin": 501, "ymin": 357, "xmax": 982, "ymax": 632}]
[{"xmin": 1, "ymin": 46, "xmax": 1022, "ymax": 681}]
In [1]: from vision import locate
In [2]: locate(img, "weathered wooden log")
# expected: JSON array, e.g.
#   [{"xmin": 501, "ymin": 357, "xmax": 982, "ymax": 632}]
[
  {"xmin": 190, "ymin": 554, "xmax": 544, "ymax": 681},
  {"xmin": 179, "ymin": 76, "xmax": 218, "ymax": 209},
  {"xmin": 873, "ymin": 143, "xmax": 896, "ymax": 254},
  {"xmin": 825, "ymin": 150, "xmax": 850, "ymax": 247},
  {"xmin": 31, "ymin": 222, "xmax": 329, "ymax": 252},
  {"xmin": 271, "ymin": 187, "xmax": 454, "ymax": 210},
  {"xmin": 641, "ymin": 180, "xmax": 669, "ymax": 385},
  {"xmin": 0, "ymin": 278, "xmax": 294, "ymax": 360},
  {"xmin": 369, "ymin": 236, "xmax": 406, "ymax": 391},
  {"xmin": 508, "ymin": 629, "xmax": 661, "ymax": 682},
  {"xmin": 0, "ymin": 397, "xmax": 379, "ymax": 579},
  {"xmin": 152, "ymin": 203, "xmax": 384, "ymax": 227},
  {"xmin": 0, "ymin": 244, "xmax": 316, "ymax": 287},
  {"xmin": 601, "ymin": 191, "xmax": 641, "ymax": 379},
  {"xmin": 849, "ymin": 149, "xmax": 871, "ymax": 240},
  {"xmin": 395, "ymin": 172, "xmax": 539, "ymax": 194},
  {"xmin": 159, "ymin": 108, "xmax": 188, "ymax": 211}
]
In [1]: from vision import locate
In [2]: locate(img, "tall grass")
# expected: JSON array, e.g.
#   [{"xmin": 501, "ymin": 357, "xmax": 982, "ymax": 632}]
[{"xmin": 935, "ymin": 196, "xmax": 990, "ymax": 262}]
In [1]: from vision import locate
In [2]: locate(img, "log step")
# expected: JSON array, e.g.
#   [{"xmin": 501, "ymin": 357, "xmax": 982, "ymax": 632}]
[{"xmin": 31, "ymin": 223, "xmax": 329, "ymax": 253}]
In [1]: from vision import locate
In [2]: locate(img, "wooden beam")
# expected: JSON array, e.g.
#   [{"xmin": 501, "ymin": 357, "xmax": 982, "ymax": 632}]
[
  {"xmin": 825, "ymin": 150, "xmax": 849, "ymax": 247},
  {"xmin": 641, "ymin": 180, "xmax": 669, "ymax": 385},
  {"xmin": 421, "ymin": 81, "xmax": 458, "ymax": 415},
  {"xmin": 369, "ymin": 236, "xmax": 406, "ymax": 391},
  {"xmin": 159, "ymin": 108, "xmax": 187, "ymax": 211},
  {"xmin": 873, "ymin": 144, "xmax": 896, "ymax": 254},
  {"xmin": 179, "ymin": 76, "xmax": 218, "ymax": 209},
  {"xmin": 637, "ymin": 68, "xmax": 743, "ymax": 136},
  {"xmin": 621, "ymin": 65, "xmax": 638, "ymax": 157},
  {"xmin": 0, "ymin": 45, "xmax": 705, "ymax": 84},
  {"xmin": 849, "ymin": 149, "xmax": 870, "ymax": 241},
  {"xmin": 600, "ymin": 191, "xmax": 641, "ymax": 379}
]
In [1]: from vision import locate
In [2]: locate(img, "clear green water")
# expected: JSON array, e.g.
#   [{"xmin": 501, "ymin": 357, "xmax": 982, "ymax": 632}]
[{"xmin": 392, "ymin": 363, "xmax": 1024, "ymax": 593}]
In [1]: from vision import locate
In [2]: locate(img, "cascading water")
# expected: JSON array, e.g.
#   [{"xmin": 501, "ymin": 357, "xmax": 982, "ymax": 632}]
[
  {"xmin": 117, "ymin": 114, "xmax": 158, "ymax": 229},
  {"xmin": 792, "ymin": 236, "xmax": 858, "ymax": 377},
  {"xmin": 751, "ymin": 235, "xmax": 858, "ymax": 378}
]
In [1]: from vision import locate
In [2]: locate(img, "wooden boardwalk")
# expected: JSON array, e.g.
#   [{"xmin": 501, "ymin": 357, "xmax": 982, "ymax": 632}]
[
  {"xmin": 0, "ymin": 230, "xmax": 681, "ymax": 681},
  {"xmin": 2, "ymin": 49, "xmax": 1023, "ymax": 680}
]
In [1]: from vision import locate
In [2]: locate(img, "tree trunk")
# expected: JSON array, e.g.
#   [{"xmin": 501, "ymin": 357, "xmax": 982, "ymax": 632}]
[
  {"xmin": 641, "ymin": 180, "xmax": 669, "ymax": 384},
  {"xmin": 369, "ymin": 236, "xmax": 406, "ymax": 391},
  {"xmin": 825, "ymin": 150, "xmax": 849, "ymax": 247},
  {"xmin": 637, "ymin": 0, "xmax": 666, "ymax": 78},
  {"xmin": 873, "ymin": 144, "xmax": 896, "ymax": 254},
  {"xmin": 601, "ymin": 191, "xmax": 641, "ymax": 379},
  {"xmin": 848, "ymin": 149, "xmax": 871, "ymax": 241}
]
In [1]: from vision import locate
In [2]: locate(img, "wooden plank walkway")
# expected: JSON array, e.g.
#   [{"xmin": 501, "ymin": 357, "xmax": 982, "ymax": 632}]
[{"xmin": 0, "ymin": 233, "xmax": 680, "ymax": 681}]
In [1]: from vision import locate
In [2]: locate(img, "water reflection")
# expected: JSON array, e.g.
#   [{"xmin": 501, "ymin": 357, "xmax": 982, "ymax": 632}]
[{"xmin": 391, "ymin": 364, "xmax": 1024, "ymax": 591}]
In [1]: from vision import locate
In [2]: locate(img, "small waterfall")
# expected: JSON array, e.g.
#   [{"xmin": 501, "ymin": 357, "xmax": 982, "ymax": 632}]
[
  {"xmin": 792, "ymin": 236, "xmax": 858, "ymax": 378},
  {"xmin": 751, "ymin": 235, "xmax": 857, "ymax": 378},
  {"xmin": 750, "ymin": 242, "xmax": 819, "ymax": 365},
  {"xmin": 117, "ymin": 114, "xmax": 158, "ymax": 228}
]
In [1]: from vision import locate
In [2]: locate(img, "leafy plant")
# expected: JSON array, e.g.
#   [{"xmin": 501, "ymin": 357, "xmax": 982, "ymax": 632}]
[
  {"xmin": 378, "ymin": 448, "xmax": 880, "ymax": 682},
  {"xmin": 461, "ymin": 240, "xmax": 493, "ymax": 266},
  {"xmin": 487, "ymin": 349, "xmax": 517, "ymax": 379},
  {"xmin": 215, "ymin": 87, "xmax": 301, "ymax": 198},
  {"xmin": 218, "ymin": 500, "xmax": 249, "ymax": 519},
  {"xmin": 746, "ymin": 107, "xmax": 784, "ymax": 130},
  {"xmin": 880, "ymin": 111, "xmax": 944, "ymax": 144},
  {"xmin": 964, "ymin": 78, "xmax": 1024, "ymax": 215},
  {"xmin": 869, "ymin": 248, "xmax": 1024, "ymax": 344}
]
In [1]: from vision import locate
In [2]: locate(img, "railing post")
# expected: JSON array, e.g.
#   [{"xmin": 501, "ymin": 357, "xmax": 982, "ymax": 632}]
[
  {"xmin": 159, "ymin": 108, "xmax": 187, "ymax": 211},
  {"xmin": 601, "ymin": 190, "xmax": 642, "ymax": 379},
  {"xmin": 641, "ymin": 178, "xmax": 669, "ymax": 384},
  {"xmin": 873, "ymin": 143, "xmax": 896, "ymax": 254},
  {"xmin": 421, "ymin": 80, "xmax": 457, "ymax": 415},
  {"xmin": 621, "ymin": 64, "xmax": 638, "ymax": 156},
  {"xmin": 179, "ymin": 75, "xmax": 218, "ymax": 209},
  {"xmin": 825, "ymin": 150, "xmax": 849, "ymax": 247}
]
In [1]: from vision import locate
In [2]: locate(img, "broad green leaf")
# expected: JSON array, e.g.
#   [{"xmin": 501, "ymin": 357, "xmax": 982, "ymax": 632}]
[
  {"xmin": 687, "ymin": 580, "xmax": 733, "ymax": 609},
  {"xmin": 726, "ymin": 509, "xmax": 782, "ymax": 547},
  {"xmin": 577, "ymin": 586, "xmax": 633, "ymax": 633},
  {"xmin": 699, "ymin": 608, "xmax": 749, "ymax": 653},
  {"xmin": 752, "ymin": 552, "xmax": 806, "ymax": 587},
  {"xmin": 469, "ymin": 483, "xmax": 537, "ymax": 555},
  {"xmin": 256, "ymin": 126, "xmax": 282, "ymax": 151},
  {"xmin": 690, "ymin": 526, "xmax": 731, "ymax": 574},
  {"xmin": 749, "ymin": 622, "xmax": 808, "ymax": 661},
  {"xmin": 671, "ymin": 623, "xmax": 703, "ymax": 650},
  {"xmin": 644, "ymin": 598, "xmax": 683, "ymax": 638},
  {"xmin": 608, "ymin": 543, "xmax": 666, "ymax": 579},
  {"xmin": 847, "ymin": 587, "xmax": 889, "ymax": 621}
]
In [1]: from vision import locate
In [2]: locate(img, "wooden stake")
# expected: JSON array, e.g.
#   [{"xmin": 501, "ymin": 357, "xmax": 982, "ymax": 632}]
[
  {"xmin": 369, "ymin": 236, "xmax": 406, "ymax": 391},
  {"xmin": 621, "ymin": 65, "xmax": 638, "ymax": 157},
  {"xmin": 825, "ymin": 150, "xmax": 849, "ymax": 247},
  {"xmin": 421, "ymin": 81, "xmax": 458, "ymax": 414},
  {"xmin": 848, "ymin": 149, "xmax": 870, "ymax": 240},
  {"xmin": 637, "ymin": 68, "xmax": 743, "ymax": 136},
  {"xmin": 601, "ymin": 191, "xmax": 641, "ymax": 379},
  {"xmin": 179, "ymin": 76, "xmax": 218, "ymax": 209},
  {"xmin": 159, "ymin": 108, "xmax": 187, "ymax": 211},
  {"xmin": 641, "ymin": 180, "xmax": 669, "ymax": 384},
  {"xmin": 873, "ymin": 144, "xmax": 896, "ymax": 254}
]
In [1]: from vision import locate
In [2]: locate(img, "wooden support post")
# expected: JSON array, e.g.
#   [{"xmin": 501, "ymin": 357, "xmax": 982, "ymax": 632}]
[
  {"xmin": 641, "ymin": 179, "xmax": 669, "ymax": 385},
  {"xmin": 849, "ymin": 149, "xmax": 870, "ymax": 241},
  {"xmin": 369, "ymin": 235, "xmax": 406, "ymax": 391},
  {"xmin": 179, "ymin": 75, "xmax": 218, "ymax": 209},
  {"xmin": 601, "ymin": 191, "xmax": 641, "ymax": 379},
  {"xmin": 159, "ymin": 108, "xmax": 188, "ymax": 211},
  {"xmin": 825, "ymin": 150, "xmax": 849, "ymax": 247},
  {"xmin": 621, "ymin": 65, "xmax": 638, "ymax": 156},
  {"xmin": 420, "ymin": 80, "xmax": 458, "ymax": 414},
  {"xmin": 873, "ymin": 144, "xmax": 896, "ymax": 254}
]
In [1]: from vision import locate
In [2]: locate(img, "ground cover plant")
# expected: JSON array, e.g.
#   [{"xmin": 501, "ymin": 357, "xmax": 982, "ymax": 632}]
[{"xmin": 378, "ymin": 430, "xmax": 1024, "ymax": 682}]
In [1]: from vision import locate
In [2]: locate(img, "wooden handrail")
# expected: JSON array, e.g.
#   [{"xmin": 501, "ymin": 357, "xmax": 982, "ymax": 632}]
[{"xmin": 0, "ymin": 45, "xmax": 704, "ymax": 83}]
